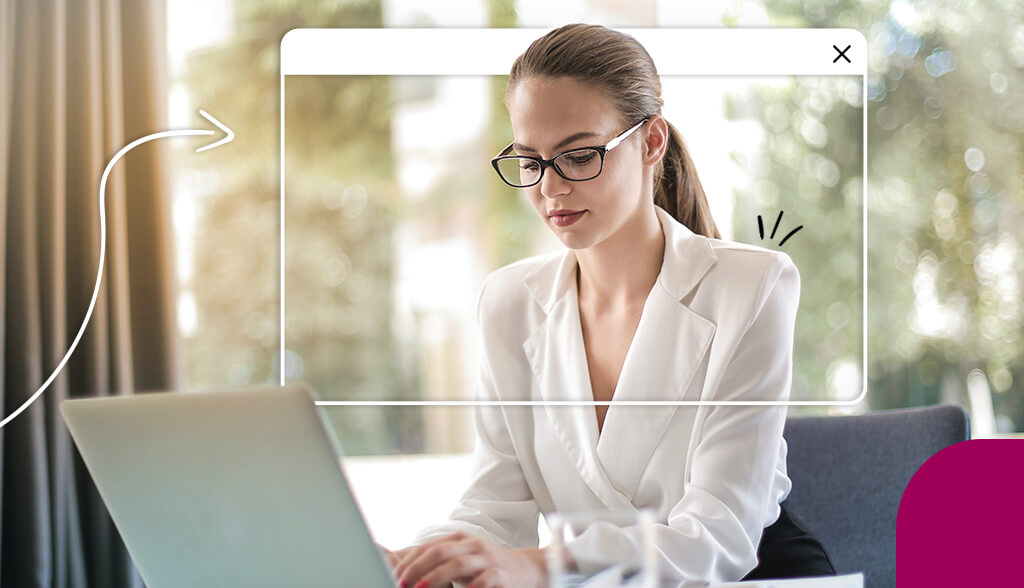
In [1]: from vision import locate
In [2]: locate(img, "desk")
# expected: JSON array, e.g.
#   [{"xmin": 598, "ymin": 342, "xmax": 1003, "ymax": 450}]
[
  {"xmin": 559, "ymin": 568, "xmax": 863, "ymax": 588},
  {"xmin": 705, "ymin": 573, "xmax": 863, "ymax": 587}
]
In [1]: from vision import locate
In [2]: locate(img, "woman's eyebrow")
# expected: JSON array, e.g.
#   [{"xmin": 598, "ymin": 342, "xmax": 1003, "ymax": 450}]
[{"xmin": 513, "ymin": 130, "xmax": 601, "ymax": 154}]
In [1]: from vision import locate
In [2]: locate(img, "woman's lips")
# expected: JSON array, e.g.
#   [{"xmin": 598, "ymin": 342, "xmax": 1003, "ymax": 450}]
[{"xmin": 550, "ymin": 210, "xmax": 586, "ymax": 227}]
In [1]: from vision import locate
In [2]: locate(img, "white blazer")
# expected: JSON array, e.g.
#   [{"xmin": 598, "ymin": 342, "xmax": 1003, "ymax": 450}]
[{"xmin": 413, "ymin": 205, "xmax": 800, "ymax": 584}]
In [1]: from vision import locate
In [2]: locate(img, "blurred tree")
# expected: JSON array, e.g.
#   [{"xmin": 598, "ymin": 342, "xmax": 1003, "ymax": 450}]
[
  {"xmin": 178, "ymin": 0, "xmax": 530, "ymax": 455},
  {"xmin": 731, "ymin": 0, "xmax": 1024, "ymax": 425},
  {"xmin": 485, "ymin": 0, "xmax": 539, "ymax": 266},
  {"xmin": 400, "ymin": 0, "xmax": 533, "ymax": 266},
  {"xmin": 179, "ymin": 0, "xmax": 426, "ymax": 455},
  {"xmin": 727, "ymin": 75, "xmax": 864, "ymax": 408}
]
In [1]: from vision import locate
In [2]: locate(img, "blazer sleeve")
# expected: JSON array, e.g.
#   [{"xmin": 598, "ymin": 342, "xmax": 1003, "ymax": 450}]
[
  {"xmin": 411, "ymin": 277, "xmax": 541, "ymax": 548},
  {"xmin": 565, "ymin": 255, "xmax": 801, "ymax": 584}
]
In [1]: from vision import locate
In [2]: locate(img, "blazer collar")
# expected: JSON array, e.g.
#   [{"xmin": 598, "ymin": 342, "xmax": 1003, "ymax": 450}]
[
  {"xmin": 521, "ymin": 205, "xmax": 718, "ymax": 314},
  {"xmin": 520, "ymin": 205, "xmax": 718, "ymax": 509}
]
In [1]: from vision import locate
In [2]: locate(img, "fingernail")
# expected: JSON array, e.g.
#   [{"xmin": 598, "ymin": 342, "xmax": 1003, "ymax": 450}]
[
  {"xmin": 398, "ymin": 581, "xmax": 407, "ymax": 588},
  {"xmin": 414, "ymin": 581, "xmax": 428, "ymax": 588}
]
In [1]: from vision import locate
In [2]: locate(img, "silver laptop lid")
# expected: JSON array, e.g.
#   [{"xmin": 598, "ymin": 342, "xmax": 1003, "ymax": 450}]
[{"xmin": 60, "ymin": 385, "xmax": 395, "ymax": 588}]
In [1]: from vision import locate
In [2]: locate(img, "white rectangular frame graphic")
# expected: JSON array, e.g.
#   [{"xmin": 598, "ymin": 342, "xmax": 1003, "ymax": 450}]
[{"xmin": 280, "ymin": 28, "xmax": 868, "ymax": 407}]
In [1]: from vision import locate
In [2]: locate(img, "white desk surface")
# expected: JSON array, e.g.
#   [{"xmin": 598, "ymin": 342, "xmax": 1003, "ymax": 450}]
[{"xmin": 563, "ymin": 567, "xmax": 863, "ymax": 588}]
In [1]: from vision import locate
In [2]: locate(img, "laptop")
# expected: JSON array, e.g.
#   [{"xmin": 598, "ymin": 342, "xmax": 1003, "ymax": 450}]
[{"xmin": 60, "ymin": 384, "xmax": 397, "ymax": 588}]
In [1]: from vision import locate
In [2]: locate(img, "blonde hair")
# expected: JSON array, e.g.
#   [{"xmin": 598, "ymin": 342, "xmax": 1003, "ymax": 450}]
[{"xmin": 506, "ymin": 23, "xmax": 721, "ymax": 239}]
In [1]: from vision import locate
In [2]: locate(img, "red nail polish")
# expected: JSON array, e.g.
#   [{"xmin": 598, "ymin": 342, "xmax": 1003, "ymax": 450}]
[
  {"xmin": 414, "ymin": 580, "xmax": 428, "ymax": 588},
  {"xmin": 398, "ymin": 580, "xmax": 407, "ymax": 588}
]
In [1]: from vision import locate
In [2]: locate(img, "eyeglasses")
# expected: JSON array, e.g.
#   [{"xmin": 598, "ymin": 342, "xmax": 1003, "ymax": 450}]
[{"xmin": 491, "ymin": 118, "xmax": 649, "ymax": 188}]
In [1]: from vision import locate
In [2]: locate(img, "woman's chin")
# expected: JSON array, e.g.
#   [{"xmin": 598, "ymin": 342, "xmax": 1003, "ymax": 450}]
[{"xmin": 553, "ymin": 232, "xmax": 594, "ymax": 251}]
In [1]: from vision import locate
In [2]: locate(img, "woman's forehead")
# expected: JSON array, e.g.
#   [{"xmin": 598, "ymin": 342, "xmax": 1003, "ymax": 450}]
[{"xmin": 507, "ymin": 77, "xmax": 621, "ymax": 151}]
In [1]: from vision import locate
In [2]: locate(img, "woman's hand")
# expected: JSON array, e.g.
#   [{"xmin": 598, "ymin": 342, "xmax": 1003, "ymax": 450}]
[
  {"xmin": 392, "ymin": 532, "xmax": 548, "ymax": 588},
  {"xmin": 378, "ymin": 544, "xmax": 411, "ymax": 571}
]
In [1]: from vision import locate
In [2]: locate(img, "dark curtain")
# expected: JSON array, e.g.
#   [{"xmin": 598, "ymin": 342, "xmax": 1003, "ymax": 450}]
[{"xmin": 1, "ymin": 0, "xmax": 180, "ymax": 586}]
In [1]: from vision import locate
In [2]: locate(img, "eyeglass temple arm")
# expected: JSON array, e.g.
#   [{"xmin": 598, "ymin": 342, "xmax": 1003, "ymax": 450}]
[{"xmin": 605, "ymin": 118, "xmax": 649, "ymax": 151}]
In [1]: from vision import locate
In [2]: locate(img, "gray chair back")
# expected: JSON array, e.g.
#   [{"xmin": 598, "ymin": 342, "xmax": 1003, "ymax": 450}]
[{"xmin": 781, "ymin": 405, "xmax": 970, "ymax": 588}]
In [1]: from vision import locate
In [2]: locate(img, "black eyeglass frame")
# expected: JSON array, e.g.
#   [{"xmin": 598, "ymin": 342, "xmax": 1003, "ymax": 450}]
[{"xmin": 490, "ymin": 118, "xmax": 650, "ymax": 188}]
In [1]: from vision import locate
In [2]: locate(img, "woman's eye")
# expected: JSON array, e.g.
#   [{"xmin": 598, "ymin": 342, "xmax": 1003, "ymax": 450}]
[
  {"xmin": 566, "ymin": 153, "xmax": 596, "ymax": 165},
  {"xmin": 520, "ymin": 161, "xmax": 540, "ymax": 171}
]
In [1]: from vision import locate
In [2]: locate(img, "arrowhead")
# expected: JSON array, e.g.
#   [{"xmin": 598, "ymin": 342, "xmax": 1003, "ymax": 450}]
[{"xmin": 195, "ymin": 110, "xmax": 235, "ymax": 153}]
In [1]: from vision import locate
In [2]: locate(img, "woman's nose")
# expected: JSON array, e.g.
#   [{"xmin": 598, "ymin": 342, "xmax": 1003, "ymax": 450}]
[{"xmin": 539, "ymin": 165, "xmax": 570, "ymax": 199}]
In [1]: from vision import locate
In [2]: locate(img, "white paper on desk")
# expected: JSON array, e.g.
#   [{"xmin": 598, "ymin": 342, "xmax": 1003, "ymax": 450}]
[
  {"xmin": 566, "ymin": 566, "xmax": 707, "ymax": 588},
  {"xmin": 707, "ymin": 572, "xmax": 863, "ymax": 588},
  {"xmin": 565, "ymin": 570, "xmax": 862, "ymax": 588}
]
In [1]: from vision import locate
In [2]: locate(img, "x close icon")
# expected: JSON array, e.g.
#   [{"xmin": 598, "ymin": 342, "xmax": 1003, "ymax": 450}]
[{"xmin": 833, "ymin": 44, "xmax": 851, "ymax": 63}]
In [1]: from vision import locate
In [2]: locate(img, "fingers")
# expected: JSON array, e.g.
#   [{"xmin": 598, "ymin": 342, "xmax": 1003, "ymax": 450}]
[
  {"xmin": 376, "ymin": 544, "xmax": 408, "ymax": 572},
  {"xmin": 392, "ymin": 535, "xmax": 452, "ymax": 580},
  {"xmin": 394, "ymin": 533, "xmax": 481, "ymax": 588},
  {"xmin": 387, "ymin": 551, "xmax": 403, "ymax": 570},
  {"xmin": 388, "ymin": 546, "xmax": 419, "ymax": 569},
  {"xmin": 416, "ymin": 553, "xmax": 489, "ymax": 588},
  {"xmin": 395, "ymin": 536, "xmax": 475, "ymax": 585},
  {"xmin": 465, "ymin": 568, "xmax": 503, "ymax": 588}
]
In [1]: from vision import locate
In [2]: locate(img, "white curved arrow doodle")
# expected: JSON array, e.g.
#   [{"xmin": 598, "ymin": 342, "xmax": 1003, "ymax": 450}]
[{"xmin": 0, "ymin": 110, "xmax": 234, "ymax": 430}]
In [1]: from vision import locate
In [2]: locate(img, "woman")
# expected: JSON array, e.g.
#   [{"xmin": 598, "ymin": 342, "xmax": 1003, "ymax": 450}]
[{"xmin": 387, "ymin": 24, "xmax": 835, "ymax": 588}]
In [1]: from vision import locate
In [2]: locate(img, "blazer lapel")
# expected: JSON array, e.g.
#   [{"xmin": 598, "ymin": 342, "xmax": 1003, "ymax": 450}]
[
  {"xmin": 521, "ymin": 205, "xmax": 718, "ymax": 508},
  {"xmin": 521, "ymin": 251, "xmax": 621, "ymax": 508},
  {"xmin": 594, "ymin": 284, "xmax": 717, "ymax": 500}
]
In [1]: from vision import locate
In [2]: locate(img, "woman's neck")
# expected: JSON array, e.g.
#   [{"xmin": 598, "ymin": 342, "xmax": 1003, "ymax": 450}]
[{"xmin": 575, "ymin": 204, "xmax": 665, "ymax": 314}]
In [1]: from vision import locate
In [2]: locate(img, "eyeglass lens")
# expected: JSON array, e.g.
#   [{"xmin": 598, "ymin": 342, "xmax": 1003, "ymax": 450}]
[{"xmin": 496, "ymin": 148, "xmax": 603, "ymax": 187}]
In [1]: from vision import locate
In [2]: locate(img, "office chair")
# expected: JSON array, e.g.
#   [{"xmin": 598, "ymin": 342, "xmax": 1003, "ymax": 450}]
[{"xmin": 781, "ymin": 405, "xmax": 970, "ymax": 588}]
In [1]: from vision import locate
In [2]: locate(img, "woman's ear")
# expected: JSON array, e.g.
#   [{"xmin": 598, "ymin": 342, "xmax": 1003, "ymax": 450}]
[{"xmin": 641, "ymin": 115, "xmax": 669, "ymax": 167}]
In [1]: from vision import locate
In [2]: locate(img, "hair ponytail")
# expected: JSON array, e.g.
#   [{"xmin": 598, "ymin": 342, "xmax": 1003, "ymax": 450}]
[
  {"xmin": 656, "ymin": 121, "xmax": 721, "ymax": 239},
  {"xmin": 506, "ymin": 23, "xmax": 722, "ymax": 239}
]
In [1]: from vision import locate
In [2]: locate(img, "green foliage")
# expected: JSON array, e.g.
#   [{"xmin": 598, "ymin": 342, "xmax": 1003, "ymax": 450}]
[
  {"xmin": 728, "ymin": 76, "xmax": 864, "ymax": 405},
  {"xmin": 742, "ymin": 1, "xmax": 1024, "ymax": 425},
  {"xmin": 180, "ymin": 0, "xmax": 530, "ymax": 455},
  {"xmin": 180, "ymin": 1, "xmax": 429, "ymax": 455}
]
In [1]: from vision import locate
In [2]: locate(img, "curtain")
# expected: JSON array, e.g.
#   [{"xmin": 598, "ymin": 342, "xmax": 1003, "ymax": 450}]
[{"xmin": 1, "ymin": 0, "xmax": 180, "ymax": 586}]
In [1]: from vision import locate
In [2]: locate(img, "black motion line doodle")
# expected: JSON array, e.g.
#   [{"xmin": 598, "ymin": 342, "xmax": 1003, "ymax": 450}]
[{"xmin": 757, "ymin": 211, "xmax": 803, "ymax": 247}]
